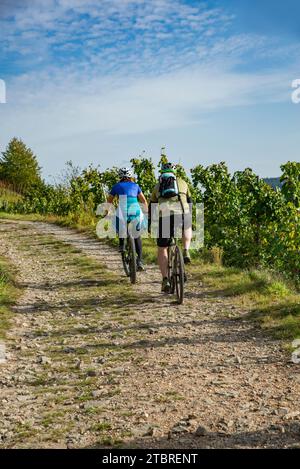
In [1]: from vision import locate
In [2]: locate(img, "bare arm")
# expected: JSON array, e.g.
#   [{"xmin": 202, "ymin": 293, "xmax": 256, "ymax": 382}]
[
  {"xmin": 103, "ymin": 193, "xmax": 115, "ymax": 216},
  {"xmin": 138, "ymin": 192, "xmax": 148, "ymax": 212}
]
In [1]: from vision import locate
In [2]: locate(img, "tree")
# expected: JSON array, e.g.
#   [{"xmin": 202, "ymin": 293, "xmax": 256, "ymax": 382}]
[
  {"xmin": 100, "ymin": 167, "xmax": 119, "ymax": 192},
  {"xmin": 191, "ymin": 162, "xmax": 239, "ymax": 251},
  {"xmin": 130, "ymin": 153, "xmax": 156, "ymax": 199},
  {"xmin": 56, "ymin": 160, "xmax": 81, "ymax": 188},
  {"xmin": 158, "ymin": 146, "xmax": 168, "ymax": 168},
  {"xmin": 280, "ymin": 161, "xmax": 300, "ymax": 208},
  {"xmin": 0, "ymin": 138, "xmax": 41, "ymax": 193}
]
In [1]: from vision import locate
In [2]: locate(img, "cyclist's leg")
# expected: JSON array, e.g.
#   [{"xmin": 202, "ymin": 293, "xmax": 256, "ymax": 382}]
[
  {"xmin": 158, "ymin": 245, "xmax": 168, "ymax": 278},
  {"xmin": 131, "ymin": 217, "xmax": 143, "ymax": 262},
  {"xmin": 182, "ymin": 211, "xmax": 192, "ymax": 263},
  {"xmin": 158, "ymin": 214, "xmax": 171, "ymax": 277},
  {"xmin": 128, "ymin": 216, "xmax": 144, "ymax": 268},
  {"xmin": 183, "ymin": 227, "xmax": 192, "ymax": 250},
  {"xmin": 158, "ymin": 214, "xmax": 174, "ymax": 292},
  {"xmin": 116, "ymin": 216, "xmax": 126, "ymax": 253},
  {"xmin": 135, "ymin": 236, "xmax": 145, "ymax": 271},
  {"xmin": 158, "ymin": 244, "xmax": 170, "ymax": 292},
  {"xmin": 135, "ymin": 236, "xmax": 142, "ymax": 261},
  {"xmin": 119, "ymin": 237, "xmax": 126, "ymax": 252}
]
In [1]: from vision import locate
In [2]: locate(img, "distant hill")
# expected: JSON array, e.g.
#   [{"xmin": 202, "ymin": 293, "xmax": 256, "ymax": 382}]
[{"xmin": 264, "ymin": 177, "xmax": 282, "ymax": 189}]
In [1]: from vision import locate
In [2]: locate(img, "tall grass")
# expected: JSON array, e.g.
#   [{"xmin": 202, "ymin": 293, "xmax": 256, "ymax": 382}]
[
  {"xmin": 0, "ymin": 258, "xmax": 17, "ymax": 338},
  {"xmin": 0, "ymin": 180, "xmax": 23, "ymax": 204}
]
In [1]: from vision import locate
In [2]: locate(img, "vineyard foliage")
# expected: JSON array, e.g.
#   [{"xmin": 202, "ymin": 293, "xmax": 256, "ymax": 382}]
[{"xmin": 0, "ymin": 139, "xmax": 299, "ymax": 284}]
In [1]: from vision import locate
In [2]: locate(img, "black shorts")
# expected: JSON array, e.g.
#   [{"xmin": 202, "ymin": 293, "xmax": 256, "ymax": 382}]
[
  {"xmin": 156, "ymin": 212, "xmax": 192, "ymax": 248},
  {"xmin": 157, "ymin": 237, "xmax": 174, "ymax": 248}
]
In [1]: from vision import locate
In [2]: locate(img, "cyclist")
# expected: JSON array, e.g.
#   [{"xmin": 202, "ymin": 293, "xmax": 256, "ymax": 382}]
[
  {"xmin": 107, "ymin": 167, "xmax": 148, "ymax": 272},
  {"xmin": 149, "ymin": 162, "xmax": 192, "ymax": 293}
]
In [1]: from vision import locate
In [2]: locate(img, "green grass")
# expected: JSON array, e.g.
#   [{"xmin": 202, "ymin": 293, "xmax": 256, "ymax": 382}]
[
  {"xmin": 91, "ymin": 422, "xmax": 112, "ymax": 432},
  {"xmin": 95, "ymin": 436, "xmax": 124, "ymax": 447},
  {"xmin": 0, "ymin": 184, "xmax": 23, "ymax": 204},
  {"xmin": 0, "ymin": 211, "xmax": 66, "ymax": 223},
  {"xmin": 83, "ymin": 406, "xmax": 105, "ymax": 415},
  {"xmin": 189, "ymin": 261, "xmax": 300, "ymax": 340},
  {"xmin": 11, "ymin": 422, "xmax": 37, "ymax": 442},
  {"xmin": 249, "ymin": 301, "xmax": 300, "ymax": 340},
  {"xmin": 0, "ymin": 257, "xmax": 18, "ymax": 339},
  {"xmin": 41, "ymin": 410, "xmax": 68, "ymax": 428},
  {"xmin": 155, "ymin": 391, "xmax": 185, "ymax": 403}
]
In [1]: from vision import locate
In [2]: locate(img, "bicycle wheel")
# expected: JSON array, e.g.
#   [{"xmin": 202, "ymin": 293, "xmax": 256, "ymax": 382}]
[
  {"xmin": 168, "ymin": 246, "xmax": 176, "ymax": 294},
  {"xmin": 128, "ymin": 235, "xmax": 137, "ymax": 284},
  {"xmin": 174, "ymin": 246, "xmax": 184, "ymax": 304},
  {"xmin": 121, "ymin": 239, "xmax": 130, "ymax": 277}
]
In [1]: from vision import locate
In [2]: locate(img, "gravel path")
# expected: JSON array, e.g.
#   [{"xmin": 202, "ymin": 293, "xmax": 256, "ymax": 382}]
[{"xmin": 0, "ymin": 219, "xmax": 300, "ymax": 449}]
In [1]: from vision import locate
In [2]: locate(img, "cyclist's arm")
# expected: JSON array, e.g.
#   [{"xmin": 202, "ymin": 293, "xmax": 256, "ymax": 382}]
[
  {"xmin": 186, "ymin": 185, "xmax": 193, "ymax": 209},
  {"xmin": 104, "ymin": 193, "xmax": 116, "ymax": 216},
  {"xmin": 107, "ymin": 194, "xmax": 114, "ymax": 204},
  {"xmin": 138, "ymin": 192, "xmax": 148, "ymax": 213},
  {"xmin": 148, "ymin": 187, "xmax": 159, "ymax": 231}
]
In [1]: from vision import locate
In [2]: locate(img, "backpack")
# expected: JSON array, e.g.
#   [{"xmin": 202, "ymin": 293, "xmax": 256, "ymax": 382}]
[{"xmin": 158, "ymin": 172, "xmax": 179, "ymax": 199}]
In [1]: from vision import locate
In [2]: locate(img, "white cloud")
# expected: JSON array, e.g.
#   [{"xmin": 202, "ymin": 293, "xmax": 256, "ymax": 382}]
[
  {"xmin": 0, "ymin": 0, "xmax": 234, "ymax": 75},
  {"xmin": 1, "ymin": 0, "xmax": 299, "ymax": 177},
  {"xmin": 2, "ymin": 0, "xmax": 298, "ymax": 78},
  {"xmin": 1, "ymin": 61, "xmax": 294, "ymax": 145}
]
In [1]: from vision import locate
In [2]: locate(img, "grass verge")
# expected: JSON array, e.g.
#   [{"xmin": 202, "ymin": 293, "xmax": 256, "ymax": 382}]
[
  {"xmin": 189, "ymin": 261, "xmax": 300, "ymax": 341},
  {"xmin": 0, "ymin": 257, "xmax": 18, "ymax": 339},
  {"xmin": 0, "ymin": 185, "xmax": 23, "ymax": 205}
]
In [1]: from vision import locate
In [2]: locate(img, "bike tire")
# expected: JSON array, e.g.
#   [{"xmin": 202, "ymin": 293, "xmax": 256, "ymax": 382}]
[
  {"xmin": 168, "ymin": 246, "xmax": 176, "ymax": 294},
  {"xmin": 174, "ymin": 246, "xmax": 184, "ymax": 304},
  {"xmin": 128, "ymin": 235, "xmax": 137, "ymax": 284}
]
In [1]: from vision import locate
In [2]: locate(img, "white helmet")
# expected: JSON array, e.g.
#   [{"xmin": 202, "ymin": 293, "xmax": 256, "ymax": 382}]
[{"xmin": 118, "ymin": 167, "xmax": 133, "ymax": 179}]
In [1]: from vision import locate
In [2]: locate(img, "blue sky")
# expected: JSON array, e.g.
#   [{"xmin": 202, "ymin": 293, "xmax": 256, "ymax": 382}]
[{"xmin": 0, "ymin": 0, "xmax": 299, "ymax": 179}]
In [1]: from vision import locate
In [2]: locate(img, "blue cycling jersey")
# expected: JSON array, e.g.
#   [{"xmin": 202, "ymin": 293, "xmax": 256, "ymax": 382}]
[{"xmin": 110, "ymin": 181, "xmax": 142, "ymax": 220}]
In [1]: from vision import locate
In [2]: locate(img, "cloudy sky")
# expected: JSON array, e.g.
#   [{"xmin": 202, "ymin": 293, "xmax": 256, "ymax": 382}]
[{"xmin": 0, "ymin": 0, "xmax": 299, "ymax": 179}]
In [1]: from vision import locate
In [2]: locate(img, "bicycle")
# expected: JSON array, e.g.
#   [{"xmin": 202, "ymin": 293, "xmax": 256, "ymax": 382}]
[
  {"xmin": 121, "ymin": 227, "xmax": 137, "ymax": 285},
  {"xmin": 167, "ymin": 238, "xmax": 185, "ymax": 304}
]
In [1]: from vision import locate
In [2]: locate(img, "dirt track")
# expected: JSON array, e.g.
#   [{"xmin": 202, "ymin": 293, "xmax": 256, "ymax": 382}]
[{"xmin": 0, "ymin": 219, "xmax": 300, "ymax": 448}]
